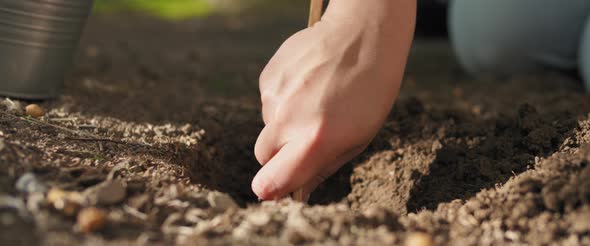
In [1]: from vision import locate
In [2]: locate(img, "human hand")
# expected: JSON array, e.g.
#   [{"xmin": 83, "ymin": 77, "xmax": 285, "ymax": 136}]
[{"xmin": 252, "ymin": 0, "xmax": 416, "ymax": 201}]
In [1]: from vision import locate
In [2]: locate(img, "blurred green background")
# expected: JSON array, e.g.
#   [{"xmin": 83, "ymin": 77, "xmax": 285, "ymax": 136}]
[
  {"xmin": 93, "ymin": 0, "xmax": 449, "ymax": 36},
  {"xmin": 94, "ymin": 0, "xmax": 307, "ymax": 20}
]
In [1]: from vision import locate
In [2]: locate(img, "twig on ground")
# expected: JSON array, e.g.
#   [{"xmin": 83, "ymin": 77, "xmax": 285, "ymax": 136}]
[
  {"xmin": 64, "ymin": 137, "xmax": 129, "ymax": 145},
  {"xmin": 48, "ymin": 117, "xmax": 78, "ymax": 122},
  {"xmin": 20, "ymin": 116, "xmax": 87, "ymax": 137},
  {"xmin": 11, "ymin": 115, "xmax": 150, "ymax": 148}
]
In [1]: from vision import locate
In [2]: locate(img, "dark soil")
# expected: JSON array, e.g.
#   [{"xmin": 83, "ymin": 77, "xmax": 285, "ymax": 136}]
[{"xmin": 1, "ymin": 12, "xmax": 590, "ymax": 245}]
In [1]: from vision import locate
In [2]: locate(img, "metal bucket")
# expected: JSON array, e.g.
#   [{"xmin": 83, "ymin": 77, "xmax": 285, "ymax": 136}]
[{"xmin": 0, "ymin": 0, "xmax": 93, "ymax": 99}]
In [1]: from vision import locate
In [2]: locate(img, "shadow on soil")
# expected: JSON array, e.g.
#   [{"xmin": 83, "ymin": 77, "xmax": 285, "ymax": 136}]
[{"xmin": 406, "ymin": 105, "xmax": 584, "ymax": 212}]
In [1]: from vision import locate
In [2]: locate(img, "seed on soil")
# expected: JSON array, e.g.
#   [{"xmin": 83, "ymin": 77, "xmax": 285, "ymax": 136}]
[
  {"xmin": 47, "ymin": 188, "xmax": 83, "ymax": 216},
  {"xmin": 25, "ymin": 104, "xmax": 44, "ymax": 118},
  {"xmin": 405, "ymin": 232, "xmax": 434, "ymax": 246},
  {"xmin": 47, "ymin": 188, "xmax": 68, "ymax": 204},
  {"xmin": 77, "ymin": 207, "xmax": 107, "ymax": 233},
  {"xmin": 15, "ymin": 173, "xmax": 47, "ymax": 194}
]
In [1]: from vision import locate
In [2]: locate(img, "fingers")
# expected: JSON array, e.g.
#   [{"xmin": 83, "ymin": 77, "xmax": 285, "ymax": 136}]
[
  {"xmin": 252, "ymin": 138, "xmax": 328, "ymax": 200},
  {"xmin": 254, "ymin": 124, "xmax": 283, "ymax": 165}
]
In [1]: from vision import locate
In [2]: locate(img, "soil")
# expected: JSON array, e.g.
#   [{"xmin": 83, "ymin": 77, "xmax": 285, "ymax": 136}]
[{"xmin": 1, "ymin": 12, "xmax": 590, "ymax": 246}]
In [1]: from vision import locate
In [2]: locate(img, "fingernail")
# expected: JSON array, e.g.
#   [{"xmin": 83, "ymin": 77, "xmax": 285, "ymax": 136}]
[
  {"xmin": 251, "ymin": 175, "xmax": 277, "ymax": 200},
  {"xmin": 251, "ymin": 176, "xmax": 267, "ymax": 199}
]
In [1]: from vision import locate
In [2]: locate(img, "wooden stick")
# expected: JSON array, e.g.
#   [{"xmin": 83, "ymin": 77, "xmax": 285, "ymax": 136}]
[
  {"xmin": 293, "ymin": 0, "xmax": 325, "ymax": 203},
  {"xmin": 14, "ymin": 115, "xmax": 150, "ymax": 148},
  {"xmin": 308, "ymin": 0, "xmax": 324, "ymax": 27}
]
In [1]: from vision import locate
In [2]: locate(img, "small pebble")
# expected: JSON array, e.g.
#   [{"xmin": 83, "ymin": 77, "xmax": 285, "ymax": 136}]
[
  {"xmin": 25, "ymin": 104, "xmax": 44, "ymax": 118},
  {"xmin": 47, "ymin": 188, "xmax": 82, "ymax": 216},
  {"xmin": 26, "ymin": 193, "xmax": 45, "ymax": 213},
  {"xmin": 1, "ymin": 98, "xmax": 24, "ymax": 115},
  {"xmin": 405, "ymin": 232, "xmax": 434, "ymax": 246},
  {"xmin": 15, "ymin": 173, "xmax": 47, "ymax": 193},
  {"xmin": 77, "ymin": 207, "xmax": 107, "ymax": 233},
  {"xmin": 0, "ymin": 194, "xmax": 29, "ymax": 219},
  {"xmin": 54, "ymin": 198, "xmax": 81, "ymax": 217}
]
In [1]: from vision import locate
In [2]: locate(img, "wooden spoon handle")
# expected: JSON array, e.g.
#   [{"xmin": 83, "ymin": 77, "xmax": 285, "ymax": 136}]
[{"xmin": 293, "ymin": 0, "xmax": 325, "ymax": 203}]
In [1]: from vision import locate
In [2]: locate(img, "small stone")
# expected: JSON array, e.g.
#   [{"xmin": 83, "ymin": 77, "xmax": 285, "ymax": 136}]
[
  {"xmin": 405, "ymin": 232, "xmax": 434, "ymax": 246},
  {"xmin": 86, "ymin": 180, "xmax": 127, "ymax": 205},
  {"xmin": 15, "ymin": 173, "xmax": 47, "ymax": 194},
  {"xmin": 26, "ymin": 193, "xmax": 45, "ymax": 213},
  {"xmin": 77, "ymin": 207, "xmax": 107, "ymax": 233},
  {"xmin": 47, "ymin": 188, "xmax": 83, "ymax": 217},
  {"xmin": 1, "ymin": 98, "xmax": 23, "ymax": 115},
  {"xmin": 47, "ymin": 188, "xmax": 83, "ymax": 204},
  {"xmin": 24, "ymin": 104, "xmax": 44, "ymax": 118},
  {"xmin": 0, "ymin": 194, "xmax": 29, "ymax": 219},
  {"xmin": 246, "ymin": 211, "xmax": 271, "ymax": 226},
  {"xmin": 207, "ymin": 192, "xmax": 238, "ymax": 212},
  {"xmin": 54, "ymin": 198, "xmax": 82, "ymax": 217}
]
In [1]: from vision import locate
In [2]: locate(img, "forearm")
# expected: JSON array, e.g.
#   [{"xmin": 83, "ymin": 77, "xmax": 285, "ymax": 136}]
[{"xmin": 321, "ymin": 0, "xmax": 416, "ymax": 83}]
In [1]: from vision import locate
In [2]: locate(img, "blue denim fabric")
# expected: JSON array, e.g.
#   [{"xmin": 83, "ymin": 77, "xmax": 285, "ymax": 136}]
[{"xmin": 448, "ymin": 0, "xmax": 590, "ymax": 89}]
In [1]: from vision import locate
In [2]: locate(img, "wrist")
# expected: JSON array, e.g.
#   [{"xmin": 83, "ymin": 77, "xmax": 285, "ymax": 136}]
[
  {"xmin": 321, "ymin": 0, "xmax": 416, "ymax": 55},
  {"xmin": 323, "ymin": 0, "xmax": 414, "ymax": 28}
]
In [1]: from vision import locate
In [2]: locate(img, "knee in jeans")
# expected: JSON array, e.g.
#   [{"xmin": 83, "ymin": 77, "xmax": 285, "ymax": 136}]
[{"xmin": 580, "ymin": 18, "xmax": 590, "ymax": 90}]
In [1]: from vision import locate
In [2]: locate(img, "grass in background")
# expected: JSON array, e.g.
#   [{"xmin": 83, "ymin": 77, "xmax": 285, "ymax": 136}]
[
  {"xmin": 94, "ymin": 0, "xmax": 307, "ymax": 20},
  {"xmin": 94, "ymin": 0, "xmax": 213, "ymax": 20}
]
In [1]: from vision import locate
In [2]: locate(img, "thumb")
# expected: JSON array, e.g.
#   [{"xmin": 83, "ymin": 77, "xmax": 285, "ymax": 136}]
[{"xmin": 251, "ymin": 137, "xmax": 329, "ymax": 200}]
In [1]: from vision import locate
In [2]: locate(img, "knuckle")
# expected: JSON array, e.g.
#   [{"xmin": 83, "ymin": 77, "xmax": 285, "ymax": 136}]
[
  {"xmin": 260, "ymin": 90, "xmax": 274, "ymax": 105},
  {"xmin": 259, "ymin": 65, "xmax": 272, "ymax": 84},
  {"xmin": 253, "ymin": 143, "xmax": 266, "ymax": 164},
  {"xmin": 254, "ymin": 133, "xmax": 273, "ymax": 165}
]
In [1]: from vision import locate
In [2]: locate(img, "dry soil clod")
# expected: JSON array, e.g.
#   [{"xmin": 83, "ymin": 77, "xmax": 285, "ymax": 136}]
[
  {"xmin": 207, "ymin": 192, "xmax": 238, "ymax": 212},
  {"xmin": 85, "ymin": 180, "xmax": 127, "ymax": 206},
  {"xmin": 25, "ymin": 104, "xmax": 45, "ymax": 118},
  {"xmin": 405, "ymin": 232, "xmax": 434, "ymax": 246},
  {"xmin": 77, "ymin": 207, "xmax": 107, "ymax": 233}
]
